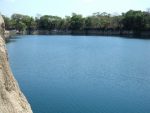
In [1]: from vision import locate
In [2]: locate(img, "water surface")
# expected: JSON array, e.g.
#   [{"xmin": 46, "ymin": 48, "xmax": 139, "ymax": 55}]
[{"xmin": 7, "ymin": 35, "xmax": 150, "ymax": 113}]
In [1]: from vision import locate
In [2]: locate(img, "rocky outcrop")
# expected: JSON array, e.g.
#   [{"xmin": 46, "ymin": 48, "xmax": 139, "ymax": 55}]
[
  {"xmin": 0, "ymin": 15, "xmax": 5, "ymax": 38},
  {"xmin": 0, "ymin": 15, "xmax": 33, "ymax": 113}
]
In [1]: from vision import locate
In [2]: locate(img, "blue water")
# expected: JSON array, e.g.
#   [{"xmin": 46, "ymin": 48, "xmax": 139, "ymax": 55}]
[{"xmin": 6, "ymin": 35, "xmax": 150, "ymax": 113}]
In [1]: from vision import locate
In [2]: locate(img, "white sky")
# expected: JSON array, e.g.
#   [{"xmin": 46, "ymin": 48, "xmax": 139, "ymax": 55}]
[{"xmin": 0, "ymin": 0, "xmax": 150, "ymax": 17}]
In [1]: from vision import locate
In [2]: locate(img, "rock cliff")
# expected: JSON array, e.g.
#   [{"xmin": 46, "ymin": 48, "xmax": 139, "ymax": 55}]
[{"xmin": 0, "ymin": 15, "xmax": 33, "ymax": 113}]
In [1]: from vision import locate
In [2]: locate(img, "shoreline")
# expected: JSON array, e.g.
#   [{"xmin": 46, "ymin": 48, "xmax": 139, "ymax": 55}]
[{"xmin": 7, "ymin": 30, "xmax": 150, "ymax": 39}]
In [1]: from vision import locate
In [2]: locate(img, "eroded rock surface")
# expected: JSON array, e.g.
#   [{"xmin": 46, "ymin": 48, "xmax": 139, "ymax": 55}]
[{"xmin": 0, "ymin": 15, "xmax": 33, "ymax": 113}]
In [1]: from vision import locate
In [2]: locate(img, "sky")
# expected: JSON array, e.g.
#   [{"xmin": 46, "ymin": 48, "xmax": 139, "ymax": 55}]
[{"xmin": 0, "ymin": 0, "xmax": 150, "ymax": 17}]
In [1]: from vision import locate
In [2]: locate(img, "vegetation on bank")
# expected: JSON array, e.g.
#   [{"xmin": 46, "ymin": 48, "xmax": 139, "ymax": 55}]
[{"xmin": 2, "ymin": 10, "xmax": 150, "ymax": 36}]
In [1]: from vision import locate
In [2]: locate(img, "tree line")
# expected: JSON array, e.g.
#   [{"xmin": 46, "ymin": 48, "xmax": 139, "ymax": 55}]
[{"xmin": 2, "ymin": 10, "xmax": 150, "ymax": 35}]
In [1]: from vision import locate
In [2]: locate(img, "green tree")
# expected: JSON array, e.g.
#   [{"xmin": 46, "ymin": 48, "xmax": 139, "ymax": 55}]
[
  {"xmin": 39, "ymin": 15, "xmax": 62, "ymax": 30},
  {"xmin": 122, "ymin": 10, "xmax": 146, "ymax": 34},
  {"xmin": 70, "ymin": 13, "xmax": 84, "ymax": 30},
  {"xmin": 110, "ymin": 16, "xmax": 123, "ymax": 30},
  {"xmin": 2, "ymin": 15, "xmax": 11, "ymax": 30},
  {"xmin": 16, "ymin": 21, "xmax": 26, "ymax": 32},
  {"xmin": 11, "ymin": 14, "xmax": 27, "ymax": 32},
  {"xmin": 144, "ymin": 11, "xmax": 150, "ymax": 30}
]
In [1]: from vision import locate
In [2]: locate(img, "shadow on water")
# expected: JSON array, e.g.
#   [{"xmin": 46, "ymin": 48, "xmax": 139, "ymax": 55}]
[
  {"xmin": 119, "ymin": 35, "xmax": 150, "ymax": 40},
  {"xmin": 5, "ymin": 34, "xmax": 150, "ymax": 41},
  {"xmin": 6, "ymin": 35, "xmax": 24, "ymax": 44},
  {"xmin": 6, "ymin": 39, "xmax": 17, "ymax": 44}
]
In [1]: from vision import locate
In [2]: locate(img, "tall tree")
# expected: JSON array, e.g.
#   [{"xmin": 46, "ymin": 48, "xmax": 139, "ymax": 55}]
[
  {"xmin": 122, "ymin": 10, "xmax": 145, "ymax": 34},
  {"xmin": 70, "ymin": 13, "xmax": 84, "ymax": 30}
]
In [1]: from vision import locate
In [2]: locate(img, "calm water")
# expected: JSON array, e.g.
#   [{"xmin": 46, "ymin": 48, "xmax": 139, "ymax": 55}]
[{"xmin": 7, "ymin": 35, "xmax": 150, "ymax": 113}]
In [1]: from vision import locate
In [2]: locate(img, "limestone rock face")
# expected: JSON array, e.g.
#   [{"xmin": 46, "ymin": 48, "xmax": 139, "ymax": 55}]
[
  {"xmin": 0, "ymin": 15, "xmax": 33, "ymax": 113},
  {"xmin": 0, "ymin": 15, "xmax": 5, "ymax": 37}
]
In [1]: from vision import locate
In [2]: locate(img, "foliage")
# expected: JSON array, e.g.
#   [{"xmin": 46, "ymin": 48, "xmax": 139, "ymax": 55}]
[
  {"xmin": 122, "ymin": 10, "xmax": 146, "ymax": 34},
  {"xmin": 70, "ymin": 13, "xmax": 85, "ymax": 30},
  {"xmin": 2, "ymin": 10, "xmax": 150, "ymax": 35}
]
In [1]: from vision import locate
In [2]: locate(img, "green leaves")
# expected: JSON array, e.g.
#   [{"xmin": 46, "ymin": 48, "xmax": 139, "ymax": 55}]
[
  {"xmin": 70, "ymin": 13, "xmax": 84, "ymax": 30},
  {"xmin": 122, "ymin": 10, "xmax": 146, "ymax": 33},
  {"xmin": 2, "ymin": 9, "xmax": 150, "ymax": 35},
  {"xmin": 38, "ymin": 15, "xmax": 62, "ymax": 30}
]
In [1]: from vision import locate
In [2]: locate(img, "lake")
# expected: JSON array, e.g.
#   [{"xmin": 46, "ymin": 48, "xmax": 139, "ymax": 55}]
[{"xmin": 6, "ymin": 35, "xmax": 150, "ymax": 113}]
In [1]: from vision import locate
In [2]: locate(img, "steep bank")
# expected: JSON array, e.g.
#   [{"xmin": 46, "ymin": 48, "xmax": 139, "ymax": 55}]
[{"xmin": 0, "ymin": 16, "xmax": 33, "ymax": 113}]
